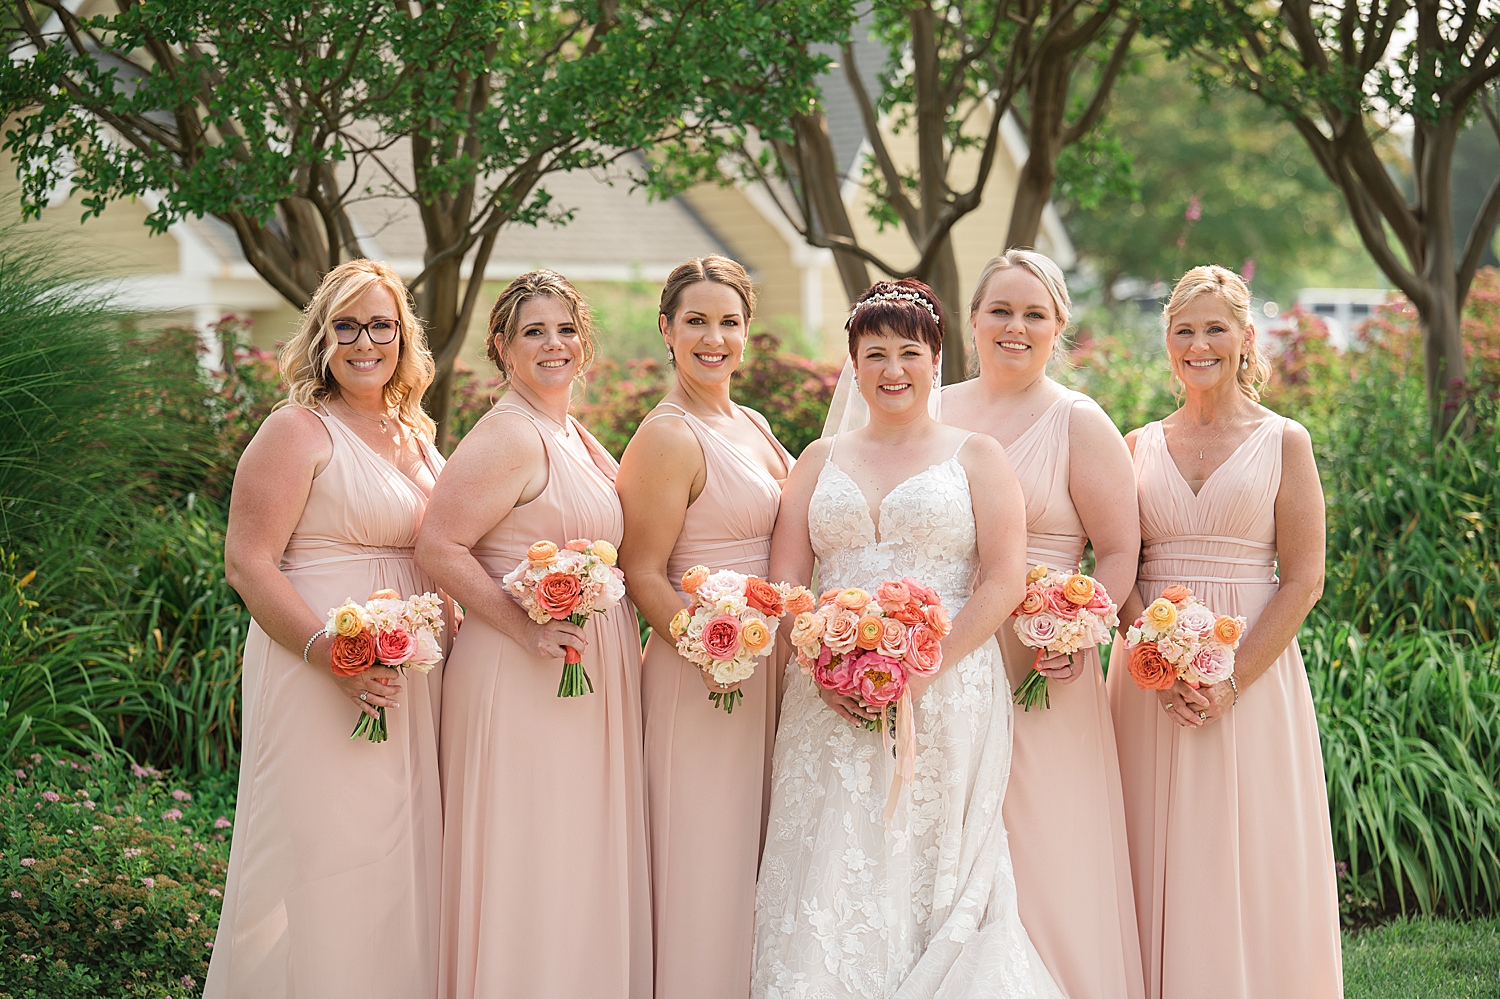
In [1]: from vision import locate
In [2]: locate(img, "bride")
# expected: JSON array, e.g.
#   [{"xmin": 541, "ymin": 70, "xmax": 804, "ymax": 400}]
[{"xmin": 754, "ymin": 280, "xmax": 1065, "ymax": 999}]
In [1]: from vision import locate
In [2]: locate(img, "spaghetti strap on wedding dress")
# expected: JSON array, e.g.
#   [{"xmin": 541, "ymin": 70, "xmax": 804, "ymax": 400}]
[{"xmin": 753, "ymin": 435, "xmax": 1063, "ymax": 999}]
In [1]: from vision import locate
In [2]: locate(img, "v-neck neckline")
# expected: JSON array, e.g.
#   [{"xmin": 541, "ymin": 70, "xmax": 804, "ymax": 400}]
[
  {"xmin": 824, "ymin": 456, "xmax": 960, "ymax": 543},
  {"xmin": 1159, "ymin": 417, "xmax": 1277, "ymax": 499},
  {"xmin": 668, "ymin": 403, "xmax": 790, "ymax": 486},
  {"xmin": 320, "ymin": 408, "xmax": 434, "ymax": 498},
  {"xmin": 1003, "ymin": 392, "xmax": 1074, "ymax": 452}
]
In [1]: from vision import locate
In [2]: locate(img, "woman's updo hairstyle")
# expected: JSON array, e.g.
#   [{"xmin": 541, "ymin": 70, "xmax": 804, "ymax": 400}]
[
  {"xmin": 485, "ymin": 269, "xmax": 597, "ymax": 383},
  {"xmin": 845, "ymin": 278, "xmax": 945, "ymax": 359},
  {"xmin": 659, "ymin": 255, "xmax": 757, "ymax": 324},
  {"xmin": 1163, "ymin": 264, "xmax": 1271, "ymax": 401}
]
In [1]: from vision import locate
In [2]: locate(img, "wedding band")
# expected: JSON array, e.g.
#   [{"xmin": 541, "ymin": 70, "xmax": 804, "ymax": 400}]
[
  {"xmin": 360, "ymin": 692, "xmax": 368, "ymax": 702},
  {"xmin": 1197, "ymin": 710, "xmax": 1207, "ymax": 721}
]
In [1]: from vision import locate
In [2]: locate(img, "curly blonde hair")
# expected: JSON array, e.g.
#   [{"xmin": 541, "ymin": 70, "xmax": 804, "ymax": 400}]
[
  {"xmin": 277, "ymin": 259, "xmax": 436, "ymax": 441},
  {"xmin": 486, "ymin": 270, "xmax": 598, "ymax": 385},
  {"xmin": 1163, "ymin": 264, "xmax": 1270, "ymax": 402}
]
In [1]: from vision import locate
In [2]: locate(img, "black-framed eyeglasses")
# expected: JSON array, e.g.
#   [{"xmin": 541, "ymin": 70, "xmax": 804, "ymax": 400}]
[{"xmin": 332, "ymin": 318, "xmax": 402, "ymax": 345}]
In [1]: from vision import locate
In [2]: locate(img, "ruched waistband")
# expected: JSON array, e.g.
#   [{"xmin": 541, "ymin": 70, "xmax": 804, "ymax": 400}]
[
  {"xmin": 1139, "ymin": 535, "xmax": 1277, "ymax": 585},
  {"xmin": 1026, "ymin": 532, "xmax": 1084, "ymax": 571},
  {"xmin": 281, "ymin": 543, "xmax": 416, "ymax": 571}
]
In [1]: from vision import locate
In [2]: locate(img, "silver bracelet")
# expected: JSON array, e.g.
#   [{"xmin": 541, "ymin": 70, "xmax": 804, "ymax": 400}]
[
  {"xmin": 302, "ymin": 629, "xmax": 325, "ymax": 664},
  {"xmin": 1229, "ymin": 675, "xmax": 1240, "ymax": 705}
]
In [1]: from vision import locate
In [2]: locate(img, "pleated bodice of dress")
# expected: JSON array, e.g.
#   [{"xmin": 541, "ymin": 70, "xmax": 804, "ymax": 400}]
[{"xmin": 1004, "ymin": 391, "xmax": 1089, "ymax": 570}]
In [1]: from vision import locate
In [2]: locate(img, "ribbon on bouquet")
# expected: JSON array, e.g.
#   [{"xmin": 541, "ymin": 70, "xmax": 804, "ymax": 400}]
[{"xmin": 882, "ymin": 688, "xmax": 917, "ymax": 823}]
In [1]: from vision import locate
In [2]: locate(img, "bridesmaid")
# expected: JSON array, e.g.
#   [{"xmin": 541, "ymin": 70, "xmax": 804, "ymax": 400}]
[
  {"xmin": 1106, "ymin": 265, "xmax": 1340, "ymax": 998},
  {"xmin": 615, "ymin": 255, "xmax": 792, "ymax": 999},
  {"xmin": 211, "ymin": 259, "xmax": 445, "ymax": 998},
  {"xmin": 942, "ymin": 249, "xmax": 1145, "ymax": 999},
  {"xmin": 416, "ymin": 271, "xmax": 650, "ymax": 999}
]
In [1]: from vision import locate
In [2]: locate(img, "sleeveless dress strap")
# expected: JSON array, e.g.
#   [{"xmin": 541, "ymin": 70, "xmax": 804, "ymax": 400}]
[{"xmin": 951, "ymin": 431, "xmax": 976, "ymax": 460}]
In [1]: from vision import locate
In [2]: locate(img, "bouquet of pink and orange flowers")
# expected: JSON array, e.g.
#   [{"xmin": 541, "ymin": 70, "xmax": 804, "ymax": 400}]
[
  {"xmin": 325, "ymin": 589, "xmax": 445, "ymax": 742},
  {"xmin": 504, "ymin": 538, "xmax": 625, "ymax": 697},
  {"xmin": 1123, "ymin": 584, "xmax": 1245, "ymax": 692},
  {"xmin": 1010, "ymin": 565, "xmax": 1119, "ymax": 711},
  {"xmin": 669, "ymin": 566, "xmax": 813, "ymax": 714}
]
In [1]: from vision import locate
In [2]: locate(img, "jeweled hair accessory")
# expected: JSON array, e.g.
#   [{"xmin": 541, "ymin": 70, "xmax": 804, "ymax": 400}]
[{"xmin": 846, "ymin": 289, "xmax": 940, "ymax": 327}]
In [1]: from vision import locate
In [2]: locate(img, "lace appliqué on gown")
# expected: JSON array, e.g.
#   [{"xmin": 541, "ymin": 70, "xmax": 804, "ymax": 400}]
[{"xmin": 753, "ymin": 453, "xmax": 1064, "ymax": 999}]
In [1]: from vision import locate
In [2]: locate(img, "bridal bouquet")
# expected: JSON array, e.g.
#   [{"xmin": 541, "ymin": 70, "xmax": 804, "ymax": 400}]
[
  {"xmin": 669, "ymin": 567, "xmax": 811, "ymax": 714},
  {"xmin": 1010, "ymin": 565, "xmax": 1118, "ymax": 711},
  {"xmin": 1123, "ymin": 584, "xmax": 1245, "ymax": 692},
  {"xmin": 503, "ymin": 539, "xmax": 625, "ymax": 697},
  {"xmin": 793, "ymin": 579, "xmax": 950, "ymax": 818},
  {"xmin": 326, "ymin": 589, "xmax": 444, "ymax": 742}
]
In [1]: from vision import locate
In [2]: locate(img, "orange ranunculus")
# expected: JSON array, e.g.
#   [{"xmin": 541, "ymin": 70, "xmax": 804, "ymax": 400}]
[
  {"xmin": 855, "ymin": 615, "xmax": 885, "ymax": 650},
  {"xmin": 527, "ymin": 541, "xmax": 559, "ymax": 566},
  {"xmin": 1144, "ymin": 598, "xmax": 1178, "ymax": 630},
  {"xmin": 923, "ymin": 603, "xmax": 952, "ymax": 639},
  {"xmin": 1026, "ymin": 564, "xmax": 1050, "ymax": 584},
  {"xmin": 1062, "ymin": 574, "xmax": 1096, "ymax": 605},
  {"xmin": 1127, "ymin": 642, "xmax": 1176, "ymax": 691},
  {"xmin": 680, "ymin": 565, "xmax": 710, "ymax": 595},
  {"xmin": 891, "ymin": 602, "xmax": 926, "ymax": 626},
  {"xmin": 875, "ymin": 580, "xmax": 912, "ymax": 612},
  {"xmin": 565, "ymin": 539, "xmax": 591, "ymax": 552},
  {"xmin": 1212, "ymin": 615, "xmax": 1244, "ymax": 646},
  {"xmin": 537, "ymin": 572, "xmax": 583, "ymax": 619},
  {"xmin": 1017, "ymin": 586, "xmax": 1046, "ymax": 617},
  {"xmin": 784, "ymin": 586, "xmax": 816, "ymax": 616},
  {"xmin": 368, "ymin": 588, "xmax": 400, "ymax": 601},
  {"xmin": 330, "ymin": 632, "xmax": 376, "ymax": 676},
  {"xmin": 741, "ymin": 619, "xmax": 772, "ymax": 653},
  {"xmin": 745, "ymin": 577, "xmax": 785, "ymax": 617},
  {"xmin": 835, "ymin": 588, "xmax": 872, "ymax": 612},
  {"xmin": 1161, "ymin": 584, "xmax": 1193, "ymax": 606},
  {"xmin": 331, "ymin": 601, "xmax": 366, "ymax": 638}
]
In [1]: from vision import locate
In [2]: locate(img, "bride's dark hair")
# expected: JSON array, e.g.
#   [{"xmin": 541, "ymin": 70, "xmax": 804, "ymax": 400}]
[{"xmin": 845, "ymin": 278, "xmax": 945, "ymax": 359}]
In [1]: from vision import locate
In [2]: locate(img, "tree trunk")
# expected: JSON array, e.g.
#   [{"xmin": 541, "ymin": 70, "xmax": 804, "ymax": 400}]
[
  {"xmin": 418, "ymin": 252, "xmax": 465, "ymax": 450},
  {"xmin": 924, "ymin": 236, "xmax": 967, "ymax": 385},
  {"xmin": 1006, "ymin": 54, "xmax": 1069, "ymax": 249},
  {"xmin": 791, "ymin": 112, "xmax": 872, "ymax": 306},
  {"xmin": 1419, "ymin": 282, "xmax": 1467, "ymax": 440}
]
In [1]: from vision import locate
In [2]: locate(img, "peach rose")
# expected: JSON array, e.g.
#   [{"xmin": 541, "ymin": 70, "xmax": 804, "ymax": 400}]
[
  {"xmin": 741, "ymin": 619, "xmax": 772, "ymax": 654},
  {"xmin": 669, "ymin": 608, "xmax": 691, "ymax": 639},
  {"xmin": 565, "ymin": 539, "xmax": 591, "ymax": 552},
  {"xmin": 877, "ymin": 618, "xmax": 909, "ymax": 659},
  {"xmin": 823, "ymin": 608, "xmax": 860, "ymax": 655},
  {"xmin": 745, "ymin": 577, "xmax": 785, "ymax": 617},
  {"xmin": 784, "ymin": 586, "xmax": 816, "ymax": 616},
  {"xmin": 702, "ymin": 615, "xmax": 742, "ymax": 660},
  {"xmin": 904, "ymin": 623, "xmax": 943, "ymax": 676},
  {"xmin": 923, "ymin": 603, "xmax": 952, "ymax": 639},
  {"xmin": 1161, "ymin": 584, "xmax": 1193, "ymax": 606},
  {"xmin": 852, "ymin": 652, "xmax": 906, "ymax": 707},
  {"xmin": 1062, "ymin": 574, "xmax": 1096, "ymax": 606},
  {"xmin": 1044, "ymin": 586, "xmax": 1081, "ymax": 620},
  {"xmin": 875, "ymin": 580, "xmax": 912, "ymax": 613},
  {"xmin": 588, "ymin": 540, "xmax": 618, "ymax": 566},
  {"xmin": 330, "ymin": 632, "xmax": 376, "ymax": 676},
  {"xmin": 681, "ymin": 565, "xmax": 710, "ymax": 595},
  {"xmin": 855, "ymin": 615, "xmax": 885, "ymax": 651},
  {"xmin": 527, "ymin": 541, "xmax": 559, "ymax": 566},
  {"xmin": 835, "ymin": 588, "xmax": 871, "ymax": 612},
  {"xmin": 374, "ymin": 626, "xmax": 414, "ymax": 665},
  {"xmin": 789, "ymin": 612, "xmax": 825, "ymax": 649},
  {"xmin": 1127, "ymin": 642, "xmax": 1176, "ymax": 691},
  {"xmin": 537, "ymin": 572, "xmax": 583, "ymax": 619},
  {"xmin": 1213, "ymin": 615, "xmax": 1244, "ymax": 646},
  {"xmin": 368, "ymin": 588, "xmax": 400, "ymax": 601},
  {"xmin": 1017, "ymin": 586, "xmax": 1047, "ymax": 617}
]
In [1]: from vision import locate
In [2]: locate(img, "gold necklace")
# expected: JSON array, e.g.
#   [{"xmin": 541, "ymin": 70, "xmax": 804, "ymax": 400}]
[
  {"xmin": 1173, "ymin": 417, "xmax": 1230, "ymax": 460},
  {"xmin": 338, "ymin": 399, "xmax": 396, "ymax": 435}
]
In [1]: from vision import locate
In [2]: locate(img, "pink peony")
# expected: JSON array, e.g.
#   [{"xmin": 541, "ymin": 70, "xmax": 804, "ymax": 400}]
[
  {"xmin": 1016, "ymin": 612, "xmax": 1061, "ymax": 649},
  {"xmin": 904, "ymin": 623, "xmax": 943, "ymax": 676},
  {"xmin": 1044, "ymin": 586, "xmax": 1081, "ymax": 620},
  {"xmin": 813, "ymin": 647, "xmax": 858, "ymax": 697},
  {"xmin": 823, "ymin": 608, "xmax": 860, "ymax": 655},
  {"xmin": 877, "ymin": 619, "xmax": 909, "ymax": 659},
  {"xmin": 409, "ymin": 629, "xmax": 443, "ymax": 667},
  {"xmin": 701, "ymin": 615, "xmax": 743, "ymax": 660},
  {"xmin": 1186, "ymin": 643, "xmax": 1235, "ymax": 686},
  {"xmin": 852, "ymin": 652, "xmax": 907, "ymax": 706}
]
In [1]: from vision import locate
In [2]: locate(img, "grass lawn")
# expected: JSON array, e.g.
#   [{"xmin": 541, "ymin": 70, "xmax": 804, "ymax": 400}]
[{"xmin": 1345, "ymin": 917, "xmax": 1500, "ymax": 998}]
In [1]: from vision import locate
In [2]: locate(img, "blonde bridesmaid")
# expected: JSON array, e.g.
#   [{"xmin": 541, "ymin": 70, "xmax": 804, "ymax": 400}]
[
  {"xmin": 1106, "ymin": 265, "xmax": 1340, "ymax": 999},
  {"xmin": 210, "ymin": 260, "xmax": 445, "ymax": 998},
  {"xmin": 942, "ymin": 250, "xmax": 1145, "ymax": 999},
  {"xmin": 616, "ymin": 255, "xmax": 792, "ymax": 999},
  {"xmin": 416, "ymin": 271, "xmax": 650, "ymax": 999}
]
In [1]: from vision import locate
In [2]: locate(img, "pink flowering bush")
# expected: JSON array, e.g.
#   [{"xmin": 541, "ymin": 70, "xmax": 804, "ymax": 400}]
[{"xmin": 0, "ymin": 751, "xmax": 235, "ymax": 996}]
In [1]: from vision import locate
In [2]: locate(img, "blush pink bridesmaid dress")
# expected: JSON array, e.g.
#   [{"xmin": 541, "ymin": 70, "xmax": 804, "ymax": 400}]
[
  {"xmin": 637, "ymin": 402, "xmax": 792, "ymax": 999},
  {"xmin": 207, "ymin": 408, "xmax": 445, "ymax": 999},
  {"xmin": 436, "ymin": 396, "xmax": 651, "ymax": 999},
  {"xmin": 1106, "ymin": 417, "xmax": 1342, "ymax": 999},
  {"xmin": 1001, "ymin": 391, "xmax": 1145, "ymax": 999}
]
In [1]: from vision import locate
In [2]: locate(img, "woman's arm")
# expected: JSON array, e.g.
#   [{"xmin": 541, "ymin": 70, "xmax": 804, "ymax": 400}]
[
  {"xmin": 415, "ymin": 412, "xmax": 585, "ymax": 661},
  {"xmin": 616, "ymin": 414, "xmax": 703, "ymax": 638},
  {"xmin": 224, "ymin": 408, "xmax": 400, "ymax": 719}
]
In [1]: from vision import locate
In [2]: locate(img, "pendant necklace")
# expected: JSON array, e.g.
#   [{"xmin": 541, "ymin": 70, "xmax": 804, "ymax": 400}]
[{"xmin": 339, "ymin": 399, "xmax": 394, "ymax": 435}]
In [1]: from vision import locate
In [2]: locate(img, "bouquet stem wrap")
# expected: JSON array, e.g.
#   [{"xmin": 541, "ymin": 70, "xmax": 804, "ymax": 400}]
[
  {"xmin": 558, "ymin": 612, "xmax": 594, "ymax": 697},
  {"xmin": 883, "ymin": 689, "xmax": 917, "ymax": 823}
]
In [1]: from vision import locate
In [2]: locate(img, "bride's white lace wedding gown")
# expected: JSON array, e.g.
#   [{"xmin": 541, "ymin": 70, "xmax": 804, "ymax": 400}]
[{"xmin": 752, "ymin": 437, "xmax": 1064, "ymax": 999}]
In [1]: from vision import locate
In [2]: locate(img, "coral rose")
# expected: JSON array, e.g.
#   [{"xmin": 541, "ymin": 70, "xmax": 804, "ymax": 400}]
[
  {"xmin": 588, "ymin": 540, "xmax": 618, "ymax": 566},
  {"xmin": 855, "ymin": 615, "xmax": 885, "ymax": 650},
  {"xmin": 853, "ymin": 653, "xmax": 907, "ymax": 707},
  {"xmin": 835, "ymin": 588, "xmax": 871, "ymax": 612},
  {"xmin": 330, "ymin": 632, "xmax": 376, "ymax": 676},
  {"xmin": 1044, "ymin": 586, "xmax": 1081, "ymax": 620},
  {"xmin": 891, "ymin": 603, "xmax": 926, "ymax": 626},
  {"xmin": 745, "ymin": 577, "xmax": 785, "ymax": 617},
  {"xmin": 824, "ymin": 609, "xmax": 860, "ymax": 655},
  {"xmin": 784, "ymin": 586, "xmax": 816, "ymax": 616},
  {"xmin": 702, "ymin": 615, "xmax": 743, "ymax": 660},
  {"xmin": 669, "ymin": 608, "xmax": 691, "ymax": 639},
  {"xmin": 1160, "ymin": 584, "xmax": 1193, "ymax": 606},
  {"xmin": 681, "ymin": 565, "xmax": 709, "ymax": 595},
  {"xmin": 368, "ymin": 588, "xmax": 400, "ymax": 601},
  {"xmin": 819, "ymin": 587, "xmax": 842, "ymax": 606},
  {"xmin": 374, "ymin": 626, "xmax": 415, "ymax": 665},
  {"xmin": 330, "ymin": 601, "xmax": 366, "ymax": 638},
  {"xmin": 1186, "ymin": 644, "xmax": 1234, "ymax": 686},
  {"xmin": 1127, "ymin": 642, "xmax": 1176, "ymax": 690},
  {"xmin": 1085, "ymin": 585, "xmax": 1114, "ymax": 616},
  {"xmin": 565, "ymin": 539, "xmax": 591, "ymax": 552},
  {"xmin": 1017, "ymin": 587, "xmax": 1046, "ymax": 617},
  {"xmin": 876, "ymin": 580, "xmax": 912, "ymax": 613},
  {"xmin": 923, "ymin": 603, "xmax": 952, "ymax": 639},
  {"xmin": 1062, "ymin": 574, "xmax": 1096, "ymax": 605},
  {"xmin": 1144, "ymin": 598, "xmax": 1178, "ymax": 630},
  {"xmin": 741, "ymin": 619, "xmax": 772, "ymax": 654},
  {"xmin": 901, "ymin": 578, "xmax": 940, "ymax": 606},
  {"xmin": 877, "ymin": 618, "xmax": 909, "ymax": 659},
  {"xmin": 537, "ymin": 572, "xmax": 583, "ymax": 619},
  {"xmin": 527, "ymin": 541, "xmax": 559, "ymax": 566},
  {"xmin": 1213, "ymin": 615, "xmax": 1244, "ymax": 646},
  {"xmin": 904, "ymin": 623, "xmax": 943, "ymax": 676}
]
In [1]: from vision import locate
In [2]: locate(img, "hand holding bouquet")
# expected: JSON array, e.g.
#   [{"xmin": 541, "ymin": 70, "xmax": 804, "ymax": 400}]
[
  {"xmin": 504, "ymin": 539, "xmax": 625, "ymax": 697},
  {"xmin": 1010, "ymin": 565, "xmax": 1118, "ymax": 711},
  {"xmin": 791, "ymin": 578, "xmax": 950, "ymax": 819},
  {"xmin": 1123, "ymin": 584, "xmax": 1245, "ymax": 694},
  {"xmin": 669, "ymin": 566, "xmax": 809, "ymax": 714},
  {"xmin": 325, "ymin": 589, "xmax": 445, "ymax": 742}
]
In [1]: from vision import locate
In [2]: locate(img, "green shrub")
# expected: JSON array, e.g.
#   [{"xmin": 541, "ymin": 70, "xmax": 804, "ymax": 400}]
[{"xmin": 0, "ymin": 752, "xmax": 233, "ymax": 998}]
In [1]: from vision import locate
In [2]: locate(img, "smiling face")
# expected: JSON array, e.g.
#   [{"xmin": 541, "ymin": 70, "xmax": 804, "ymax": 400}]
[
  {"xmin": 505, "ymin": 293, "xmax": 585, "ymax": 397},
  {"xmin": 327, "ymin": 283, "xmax": 402, "ymax": 402},
  {"xmin": 661, "ymin": 281, "xmax": 748, "ymax": 389},
  {"xmin": 970, "ymin": 265, "xmax": 1062, "ymax": 381},
  {"xmin": 1166, "ymin": 292, "xmax": 1251, "ymax": 395},
  {"xmin": 854, "ymin": 330, "xmax": 938, "ymax": 419}
]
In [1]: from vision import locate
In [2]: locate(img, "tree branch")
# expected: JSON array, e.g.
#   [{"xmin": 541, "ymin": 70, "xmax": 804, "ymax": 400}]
[
  {"xmin": 1061, "ymin": 16, "xmax": 1138, "ymax": 145},
  {"xmin": 842, "ymin": 40, "xmax": 920, "ymax": 231},
  {"xmin": 1458, "ymin": 169, "xmax": 1500, "ymax": 302}
]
